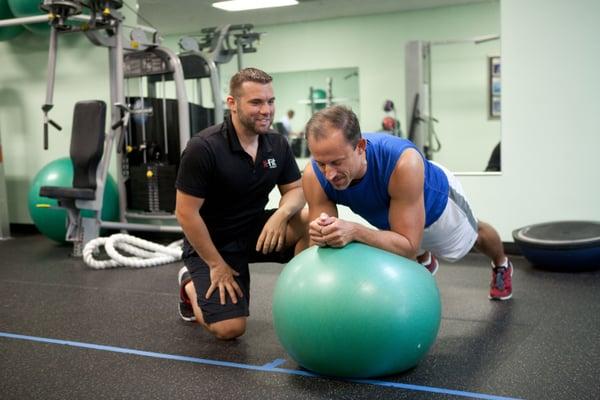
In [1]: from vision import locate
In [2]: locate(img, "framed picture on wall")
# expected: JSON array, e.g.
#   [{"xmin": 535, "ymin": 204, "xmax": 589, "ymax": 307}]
[
  {"xmin": 488, "ymin": 56, "xmax": 501, "ymax": 119},
  {"xmin": 491, "ymin": 96, "xmax": 501, "ymax": 116}
]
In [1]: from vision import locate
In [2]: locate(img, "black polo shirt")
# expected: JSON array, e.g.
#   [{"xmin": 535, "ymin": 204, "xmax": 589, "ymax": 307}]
[{"xmin": 176, "ymin": 116, "xmax": 301, "ymax": 252}]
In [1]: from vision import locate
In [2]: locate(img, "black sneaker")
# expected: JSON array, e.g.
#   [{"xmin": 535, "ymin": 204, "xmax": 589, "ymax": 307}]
[{"xmin": 178, "ymin": 266, "xmax": 196, "ymax": 322}]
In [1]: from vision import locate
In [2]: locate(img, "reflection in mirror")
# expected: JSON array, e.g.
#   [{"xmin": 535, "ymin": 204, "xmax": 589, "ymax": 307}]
[
  {"xmin": 432, "ymin": 37, "xmax": 501, "ymax": 173},
  {"xmin": 270, "ymin": 67, "xmax": 359, "ymax": 165},
  {"xmin": 405, "ymin": 36, "xmax": 501, "ymax": 174}
]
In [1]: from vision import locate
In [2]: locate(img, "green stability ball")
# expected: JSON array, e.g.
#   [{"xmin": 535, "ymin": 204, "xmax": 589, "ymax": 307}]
[
  {"xmin": 0, "ymin": 0, "xmax": 25, "ymax": 41},
  {"xmin": 312, "ymin": 88, "xmax": 327, "ymax": 110},
  {"xmin": 28, "ymin": 158, "xmax": 120, "ymax": 243},
  {"xmin": 7, "ymin": 0, "xmax": 50, "ymax": 35},
  {"xmin": 272, "ymin": 243, "xmax": 441, "ymax": 378}
]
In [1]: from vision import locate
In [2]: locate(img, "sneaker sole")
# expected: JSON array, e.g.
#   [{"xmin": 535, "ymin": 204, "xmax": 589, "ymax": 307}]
[
  {"xmin": 178, "ymin": 266, "xmax": 190, "ymax": 286},
  {"xmin": 178, "ymin": 266, "xmax": 196, "ymax": 322},
  {"xmin": 178, "ymin": 303, "xmax": 196, "ymax": 322},
  {"xmin": 488, "ymin": 293, "xmax": 513, "ymax": 301}
]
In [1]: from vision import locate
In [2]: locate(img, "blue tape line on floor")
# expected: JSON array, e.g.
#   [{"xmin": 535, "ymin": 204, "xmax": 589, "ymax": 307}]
[
  {"xmin": 0, "ymin": 331, "xmax": 523, "ymax": 400},
  {"xmin": 262, "ymin": 358, "xmax": 287, "ymax": 369}
]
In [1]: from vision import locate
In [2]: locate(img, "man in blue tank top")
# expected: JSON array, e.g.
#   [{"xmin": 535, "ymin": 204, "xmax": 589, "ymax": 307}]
[{"xmin": 302, "ymin": 105, "xmax": 513, "ymax": 300}]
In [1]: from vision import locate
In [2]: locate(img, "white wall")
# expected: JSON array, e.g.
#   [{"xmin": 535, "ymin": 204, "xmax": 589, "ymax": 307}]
[{"xmin": 461, "ymin": 0, "xmax": 600, "ymax": 240}]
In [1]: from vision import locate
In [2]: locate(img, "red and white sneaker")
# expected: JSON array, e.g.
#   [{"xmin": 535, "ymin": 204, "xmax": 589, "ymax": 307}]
[
  {"xmin": 489, "ymin": 261, "xmax": 513, "ymax": 300},
  {"xmin": 421, "ymin": 253, "xmax": 439, "ymax": 275}
]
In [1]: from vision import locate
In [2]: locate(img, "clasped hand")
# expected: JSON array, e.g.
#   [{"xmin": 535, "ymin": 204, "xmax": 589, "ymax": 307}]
[{"xmin": 309, "ymin": 212, "xmax": 354, "ymax": 247}]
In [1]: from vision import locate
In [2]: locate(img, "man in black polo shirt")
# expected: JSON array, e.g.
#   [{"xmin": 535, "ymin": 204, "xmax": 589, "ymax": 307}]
[{"xmin": 175, "ymin": 68, "xmax": 307, "ymax": 340}]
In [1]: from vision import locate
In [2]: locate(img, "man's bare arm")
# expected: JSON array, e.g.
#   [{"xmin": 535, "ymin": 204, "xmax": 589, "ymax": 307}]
[
  {"xmin": 359, "ymin": 149, "xmax": 425, "ymax": 259},
  {"xmin": 302, "ymin": 163, "xmax": 338, "ymax": 246},
  {"xmin": 175, "ymin": 190, "xmax": 243, "ymax": 304},
  {"xmin": 307, "ymin": 150, "xmax": 425, "ymax": 259},
  {"xmin": 255, "ymin": 179, "xmax": 305, "ymax": 254}
]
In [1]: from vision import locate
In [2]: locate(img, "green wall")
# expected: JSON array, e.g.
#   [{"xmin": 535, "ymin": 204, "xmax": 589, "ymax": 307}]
[
  {"xmin": 0, "ymin": 34, "xmax": 110, "ymax": 225},
  {"xmin": 270, "ymin": 67, "xmax": 360, "ymax": 136},
  {"xmin": 0, "ymin": 1, "xmax": 500, "ymax": 225},
  {"xmin": 2, "ymin": 0, "xmax": 599, "ymax": 243},
  {"xmin": 0, "ymin": 4, "xmax": 133, "ymax": 225},
  {"xmin": 163, "ymin": 1, "xmax": 501, "ymax": 172}
]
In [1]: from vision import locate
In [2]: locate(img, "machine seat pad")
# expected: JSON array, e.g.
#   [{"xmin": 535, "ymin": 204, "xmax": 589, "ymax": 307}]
[{"xmin": 39, "ymin": 186, "xmax": 96, "ymax": 201}]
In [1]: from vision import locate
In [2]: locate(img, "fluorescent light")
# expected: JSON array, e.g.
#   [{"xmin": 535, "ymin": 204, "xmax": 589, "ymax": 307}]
[{"xmin": 212, "ymin": 0, "xmax": 298, "ymax": 12}]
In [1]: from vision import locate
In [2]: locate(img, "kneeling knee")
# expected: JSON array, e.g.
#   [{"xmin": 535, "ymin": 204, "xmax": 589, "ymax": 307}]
[{"xmin": 209, "ymin": 318, "xmax": 246, "ymax": 340}]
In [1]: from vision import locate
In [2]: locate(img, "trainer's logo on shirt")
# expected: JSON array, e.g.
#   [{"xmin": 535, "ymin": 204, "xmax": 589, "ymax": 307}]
[{"xmin": 263, "ymin": 158, "xmax": 277, "ymax": 169}]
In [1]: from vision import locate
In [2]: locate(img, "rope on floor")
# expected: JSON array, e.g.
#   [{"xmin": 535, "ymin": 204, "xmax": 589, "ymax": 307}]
[{"xmin": 83, "ymin": 233, "xmax": 183, "ymax": 269}]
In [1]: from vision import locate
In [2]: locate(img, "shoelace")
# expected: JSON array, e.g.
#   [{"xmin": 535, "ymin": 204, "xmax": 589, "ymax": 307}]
[{"xmin": 494, "ymin": 267, "xmax": 506, "ymax": 290}]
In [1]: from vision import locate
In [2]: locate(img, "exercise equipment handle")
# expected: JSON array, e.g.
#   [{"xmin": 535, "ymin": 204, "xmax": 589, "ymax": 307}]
[
  {"xmin": 112, "ymin": 103, "xmax": 131, "ymax": 153},
  {"xmin": 49, "ymin": 120, "xmax": 62, "ymax": 130},
  {"xmin": 111, "ymin": 102, "xmax": 131, "ymax": 130},
  {"xmin": 111, "ymin": 119, "xmax": 125, "ymax": 130},
  {"xmin": 42, "ymin": 104, "xmax": 63, "ymax": 150}
]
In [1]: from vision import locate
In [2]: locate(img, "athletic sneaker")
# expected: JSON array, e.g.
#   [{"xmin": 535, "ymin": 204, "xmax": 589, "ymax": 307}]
[
  {"xmin": 489, "ymin": 261, "xmax": 513, "ymax": 300},
  {"xmin": 178, "ymin": 266, "xmax": 196, "ymax": 322},
  {"xmin": 421, "ymin": 253, "xmax": 439, "ymax": 275}
]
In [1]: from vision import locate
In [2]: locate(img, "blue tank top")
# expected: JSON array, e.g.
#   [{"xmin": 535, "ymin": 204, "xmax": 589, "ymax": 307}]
[{"xmin": 312, "ymin": 133, "xmax": 449, "ymax": 229}]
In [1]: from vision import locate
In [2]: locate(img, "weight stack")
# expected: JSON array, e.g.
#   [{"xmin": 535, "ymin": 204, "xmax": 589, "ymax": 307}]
[{"xmin": 127, "ymin": 163, "xmax": 177, "ymax": 213}]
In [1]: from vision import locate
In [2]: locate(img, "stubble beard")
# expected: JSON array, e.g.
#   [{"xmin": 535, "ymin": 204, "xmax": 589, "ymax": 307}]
[{"xmin": 238, "ymin": 108, "xmax": 271, "ymax": 135}]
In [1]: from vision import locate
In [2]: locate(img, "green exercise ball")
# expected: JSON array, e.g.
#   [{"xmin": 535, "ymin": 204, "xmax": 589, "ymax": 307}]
[
  {"xmin": 0, "ymin": 0, "xmax": 25, "ymax": 41},
  {"xmin": 28, "ymin": 158, "xmax": 120, "ymax": 243},
  {"xmin": 7, "ymin": 0, "xmax": 50, "ymax": 35},
  {"xmin": 311, "ymin": 88, "xmax": 327, "ymax": 110},
  {"xmin": 272, "ymin": 243, "xmax": 441, "ymax": 378}
]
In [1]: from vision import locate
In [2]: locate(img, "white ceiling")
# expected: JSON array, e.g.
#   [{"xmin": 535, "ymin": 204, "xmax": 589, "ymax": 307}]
[{"xmin": 136, "ymin": 0, "xmax": 495, "ymax": 36}]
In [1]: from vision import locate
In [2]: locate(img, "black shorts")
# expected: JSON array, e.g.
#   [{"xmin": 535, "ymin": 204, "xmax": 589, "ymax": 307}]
[{"xmin": 184, "ymin": 209, "xmax": 295, "ymax": 324}]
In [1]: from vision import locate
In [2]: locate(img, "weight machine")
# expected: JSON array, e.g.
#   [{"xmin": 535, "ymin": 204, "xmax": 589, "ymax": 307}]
[
  {"xmin": 1, "ymin": 1, "xmax": 190, "ymax": 255},
  {"xmin": 178, "ymin": 23, "xmax": 263, "ymax": 123},
  {"xmin": 0, "ymin": 4, "xmax": 265, "ymax": 256}
]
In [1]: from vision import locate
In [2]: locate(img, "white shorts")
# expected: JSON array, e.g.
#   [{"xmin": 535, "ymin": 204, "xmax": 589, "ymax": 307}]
[{"xmin": 419, "ymin": 162, "xmax": 479, "ymax": 263}]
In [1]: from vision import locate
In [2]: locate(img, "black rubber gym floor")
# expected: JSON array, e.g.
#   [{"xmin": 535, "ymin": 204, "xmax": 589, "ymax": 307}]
[{"xmin": 1, "ymin": 232, "xmax": 598, "ymax": 400}]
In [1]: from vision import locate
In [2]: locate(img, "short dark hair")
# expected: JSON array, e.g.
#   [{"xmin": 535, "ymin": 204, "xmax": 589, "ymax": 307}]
[
  {"xmin": 229, "ymin": 67, "xmax": 273, "ymax": 98},
  {"xmin": 305, "ymin": 105, "xmax": 361, "ymax": 147}
]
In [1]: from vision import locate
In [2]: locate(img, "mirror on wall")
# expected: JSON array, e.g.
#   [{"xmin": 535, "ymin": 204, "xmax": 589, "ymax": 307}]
[
  {"xmin": 270, "ymin": 67, "xmax": 360, "ymax": 165},
  {"xmin": 429, "ymin": 38, "xmax": 502, "ymax": 174}
]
